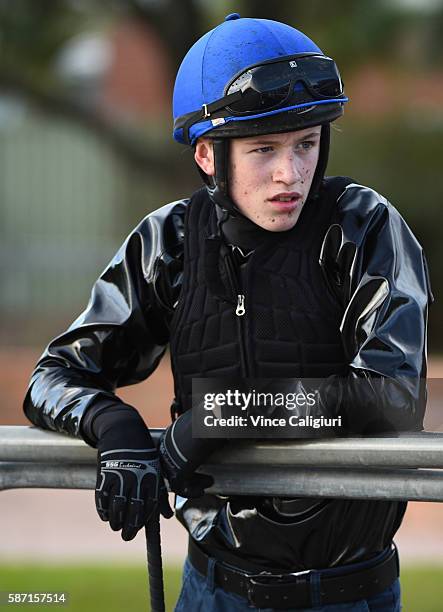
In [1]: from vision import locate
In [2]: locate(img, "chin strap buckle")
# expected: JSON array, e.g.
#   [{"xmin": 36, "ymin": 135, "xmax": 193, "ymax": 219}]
[{"xmin": 202, "ymin": 103, "xmax": 210, "ymax": 118}]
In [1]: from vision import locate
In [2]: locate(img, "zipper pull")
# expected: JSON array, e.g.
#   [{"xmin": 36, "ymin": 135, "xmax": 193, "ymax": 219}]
[{"xmin": 236, "ymin": 294, "xmax": 245, "ymax": 316}]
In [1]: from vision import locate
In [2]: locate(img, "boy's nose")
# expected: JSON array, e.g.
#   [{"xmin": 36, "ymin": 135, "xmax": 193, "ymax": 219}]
[{"xmin": 272, "ymin": 153, "xmax": 302, "ymax": 185}]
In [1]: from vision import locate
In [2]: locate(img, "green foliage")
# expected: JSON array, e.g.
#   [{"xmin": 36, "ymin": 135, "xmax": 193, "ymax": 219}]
[
  {"xmin": 1, "ymin": 0, "xmax": 442, "ymax": 82},
  {"xmin": 235, "ymin": 0, "xmax": 441, "ymax": 71},
  {"xmin": 0, "ymin": 0, "xmax": 85, "ymax": 83},
  {"xmin": 0, "ymin": 563, "xmax": 442, "ymax": 611}
]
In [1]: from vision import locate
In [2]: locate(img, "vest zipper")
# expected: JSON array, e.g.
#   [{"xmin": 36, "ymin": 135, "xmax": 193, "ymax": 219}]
[
  {"xmin": 225, "ymin": 254, "xmax": 250, "ymax": 377},
  {"xmin": 236, "ymin": 294, "xmax": 245, "ymax": 316}
]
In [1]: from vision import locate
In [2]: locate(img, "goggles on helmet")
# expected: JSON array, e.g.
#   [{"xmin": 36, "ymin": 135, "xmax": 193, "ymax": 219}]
[
  {"xmin": 226, "ymin": 53, "xmax": 344, "ymax": 113},
  {"xmin": 175, "ymin": 53, "xmax": 347, "ymax": 144}
]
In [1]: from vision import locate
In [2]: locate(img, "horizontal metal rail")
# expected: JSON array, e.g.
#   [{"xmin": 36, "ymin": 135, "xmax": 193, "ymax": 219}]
[{"xmin": 1, "ymin": 426, "xmax": 443, "ymax": 501}]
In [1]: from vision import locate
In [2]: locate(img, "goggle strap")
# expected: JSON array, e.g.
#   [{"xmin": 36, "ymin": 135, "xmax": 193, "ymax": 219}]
[{"xmin": 177, "ymin": 91, "xmax": 243, "ymax": 144}]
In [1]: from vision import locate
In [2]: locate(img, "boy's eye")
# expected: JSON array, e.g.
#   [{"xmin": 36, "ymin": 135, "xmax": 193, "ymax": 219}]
[
  {"xmin": 252, "ymin": 146, "xmax": 274, "ymax": 153},
  {"xmin": 297, "ymin": 140, "xmax": 315, "ymax": 150}
]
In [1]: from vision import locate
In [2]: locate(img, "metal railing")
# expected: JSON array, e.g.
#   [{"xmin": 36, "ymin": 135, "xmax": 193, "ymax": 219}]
[{"xmin": 1, "ymin": 426, "xmax": 443, "ymax": 502}]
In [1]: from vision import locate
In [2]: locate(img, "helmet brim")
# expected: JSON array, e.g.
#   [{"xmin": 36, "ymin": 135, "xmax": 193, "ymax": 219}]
[{"xmin": 201, "ymin": 102, "xmax": 344, "ymax": 141}]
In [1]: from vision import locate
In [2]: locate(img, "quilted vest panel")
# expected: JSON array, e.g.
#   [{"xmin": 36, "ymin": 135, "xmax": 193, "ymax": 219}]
[{"xmin": 169, "ymin": 182, "xmax": 347, "ymax": 415}]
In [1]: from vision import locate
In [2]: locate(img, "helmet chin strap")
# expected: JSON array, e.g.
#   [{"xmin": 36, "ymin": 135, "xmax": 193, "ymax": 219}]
[{"xmin": 206, "ymin": 138, "xmax": 241, "ymax": 218}]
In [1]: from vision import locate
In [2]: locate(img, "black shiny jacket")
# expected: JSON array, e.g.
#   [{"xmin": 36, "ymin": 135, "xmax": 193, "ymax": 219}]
[
  {"xmin": 24, "ymin": 180, "xmax": 433, "ymax": 569},
  {"xmin": 24, "ymin": 181, "xmax": 432, "ymax": 445}
]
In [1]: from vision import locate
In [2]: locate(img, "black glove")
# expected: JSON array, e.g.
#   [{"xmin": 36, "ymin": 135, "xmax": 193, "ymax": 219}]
[
  {"xmin": 93, "ymin": 404, "xmax": 173, "ymax": 541},
  {"xmin": 159, "ymin": 409, "xmax": 223, "ymax": 498}
]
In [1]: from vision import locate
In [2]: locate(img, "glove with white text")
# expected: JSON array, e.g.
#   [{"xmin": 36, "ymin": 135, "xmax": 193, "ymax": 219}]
[{"xmin": 94, "ymin": 404, "xmax": 173, "ymax": 541}]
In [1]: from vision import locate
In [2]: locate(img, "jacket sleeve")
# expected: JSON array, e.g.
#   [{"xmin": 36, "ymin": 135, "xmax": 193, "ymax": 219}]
[
  {"xmin": 320, "ymin": 183, "xmax": 433, "ymax": 433},
  {"xmin": 23, "ymin": 200, "xmax": 186, "ymax": 446}
]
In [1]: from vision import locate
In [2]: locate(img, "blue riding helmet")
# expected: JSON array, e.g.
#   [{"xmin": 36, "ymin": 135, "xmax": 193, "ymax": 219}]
[{"xmin": 173, "ymin": 14, "xmax": 348, "ymax": 146}]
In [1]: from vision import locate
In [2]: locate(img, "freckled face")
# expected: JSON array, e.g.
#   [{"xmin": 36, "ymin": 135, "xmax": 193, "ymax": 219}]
[{"xmin": 229, "ymin": 127, "xmax": 321, "ymax": 232}]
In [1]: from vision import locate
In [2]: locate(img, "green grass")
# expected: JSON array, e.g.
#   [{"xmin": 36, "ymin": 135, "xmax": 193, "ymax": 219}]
[
  {"xmin": 0, "ymin": 564, "xmax": 442, "ymax": 611},
  {"xmin": 400, "ymin": 566, "xmax": 443, "ymax": 612},
  {"xmin": 0, "ymin": 565, "xmax": 182, "ymax": 611}
]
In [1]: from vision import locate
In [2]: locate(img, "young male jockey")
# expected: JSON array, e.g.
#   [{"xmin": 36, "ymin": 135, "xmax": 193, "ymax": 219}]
[{"xmin": 25, "ymin": 14, "xmax": 431, "ymax": 611}]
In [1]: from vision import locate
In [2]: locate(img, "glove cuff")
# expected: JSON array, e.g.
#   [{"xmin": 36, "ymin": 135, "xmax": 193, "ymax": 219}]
[
  {"xmin": 94, "ymin": 404, "xmax": 154, "ymax": 452},
  {"xmin": 161, "ymin": 410, "xmax": 226, "ymax": 475},
  {"xmin": 158, "ymin": 433, "xmax": 181, "ymax": 483}
]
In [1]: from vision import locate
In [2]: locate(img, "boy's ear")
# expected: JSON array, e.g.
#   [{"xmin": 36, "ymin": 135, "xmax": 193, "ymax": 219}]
[{"xmin": 194, "ymin": 139, "xmax": 215, "ymax": 176}]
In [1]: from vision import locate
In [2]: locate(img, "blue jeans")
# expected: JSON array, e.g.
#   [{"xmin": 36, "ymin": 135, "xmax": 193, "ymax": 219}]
[{"xmin": 174, "ymin": 557, "xmax": 401, "ymax": 611}]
